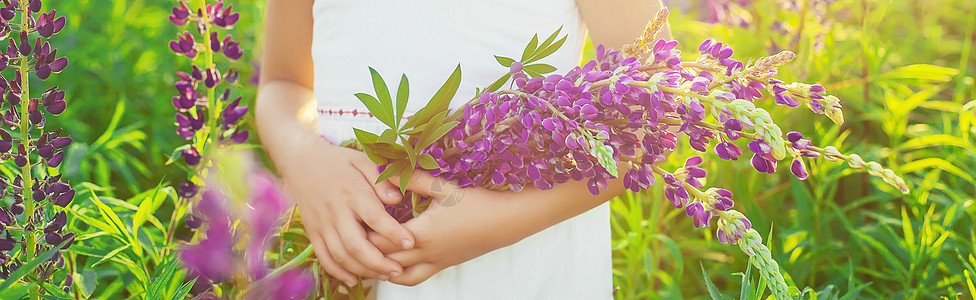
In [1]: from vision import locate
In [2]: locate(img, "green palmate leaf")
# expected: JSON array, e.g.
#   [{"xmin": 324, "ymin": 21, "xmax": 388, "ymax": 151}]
[
  {"xmin": 369, "ymin": 67, "xmax": 394, "ymax": 114},
  {"xmin": 399, "ymin": 167, "xmax": 414, "ymax": 195},
  {"xmin": 401, "ymin": 123, "xmax": 428, "ymax": 135},
  {"xmin": 494, "ymin": 55, "xmax": 515, "ymax": 67},
  {"xmin": 418, "ymin": 153, "xmax": 438, "ymax": 169},
  {"xmin": 355, "ymin": 92, "xmax": 396, "ymax": 129},
  {"xmin": 355, "ymin": 129, "xmax": 388, "ymax": 164},
  {"xmin": 536, "ymin": 26, "xmax": 562, "ymax": 53},
  {"xmin": 378, "ymin": 129, "xmax": 399, "ymax": 144},
  {"xmin": 527, "ymin": 36, "xmax": 567, "ymax": 63},
  {"xmin": 0, "ymin": 239, "xmax": 70, "ymax": 291},
  {"xmin": 372, "ymin": 142, "xmax": 408, "ymax": 160},
  {"xmin": 396, "ymin": 74, "xmax": 410, "ymax": 126},
  {"xmin": 353, "ymin": 128, "xmax": 380, "ymax": 144},
  {"xmin": 416, "ymin": 110, "xmax": 449, "ymax": 149},
  {"xmin": 421, "ymin": 121, "xmax": 460, "ymax": 151},
  {"xmin": 361, "ymin": 145, "xmax": 389, "ymax": 165},
  {"xmin": 376, "ymin": 160, "xmax": 408, "ymax": 185},
  {"xmin": 520, "ymin": 34, "xmax": 539, "ymax": 61},
  {"xmin": 485, "ymin": 73, "xmax": 512, "ymax": 93},
  {"xmin": 402, "ymin": 136, "xmax": 418, "ymax": 168},
  {"xmin": 403, "ymin": 65, "xmax": 462, "ymax": 130},
  {"xmin": 524, "ymin": 63, "xmax": 557, "ymax": 77}
]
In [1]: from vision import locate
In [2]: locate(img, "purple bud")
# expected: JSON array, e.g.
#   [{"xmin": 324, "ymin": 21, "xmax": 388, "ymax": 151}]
[
  {"xmin": 47, "ymin": 151, "xmax": 64, "ymax": 167},
  {"xmin": 182, "ymin": 147, "xmax": 202, "ymax": 166},
  {"xmin": 510, "ymin": 61, "xmax": 523, "ymax": 74},
  {"xmin": 230, "ymin": 129, "xmax": 249, "ymax": 144},
  {"xmin": 0, "ymin": 239, "xmax": 13, "ymax": 251},
  {"xmin": 791, "ymin": 159, "xmax": 808, "ymax": 180},
  {"xmin": 54, "ymin": 189, "xmax": 74, "ymax": 207}
]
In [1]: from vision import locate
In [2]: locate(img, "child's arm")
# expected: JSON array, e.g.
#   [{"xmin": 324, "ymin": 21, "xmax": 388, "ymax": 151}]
[
  {"xmin": 370, "ymin": 0, "xmax": 669, "ymax": 286},
  {"xmin": 577, "ymin": 0, "xmax": 672, "ymax": 47},
  {"xmin": 256, "ymin": 0, "xmax": 414, "ymax": 287}
]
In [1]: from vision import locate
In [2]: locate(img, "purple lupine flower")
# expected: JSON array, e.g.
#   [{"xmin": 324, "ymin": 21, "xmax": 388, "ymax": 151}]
[
  {"xmin": 0, "ymin": 0, "xmax": 75, "ymax": 291},
  {"xmin": 168, "ymin": 0, "xmax": 250, "ymax": 241},
  {"xmin": 748, "ymin": 140, "xmax": 777, "ymax": 174}
]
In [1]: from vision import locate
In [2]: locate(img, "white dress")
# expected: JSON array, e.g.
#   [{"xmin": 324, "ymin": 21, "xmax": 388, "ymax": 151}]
[{"xmin": 311, "ymin": 0, "xmax": 611, "ymax": 298}]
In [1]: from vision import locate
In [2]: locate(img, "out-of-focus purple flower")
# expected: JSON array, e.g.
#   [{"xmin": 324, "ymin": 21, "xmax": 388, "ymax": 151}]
[
  {"xmin": 244, "ymin": 170, "xmax": 289, "ymax": 279},
  {"xmin": 242, "ymin": 269, "xmax": 314, "ymax": 300},
  {"xmin": 180, "ymin": 190, "xmax": 234, "ymax": 281}
]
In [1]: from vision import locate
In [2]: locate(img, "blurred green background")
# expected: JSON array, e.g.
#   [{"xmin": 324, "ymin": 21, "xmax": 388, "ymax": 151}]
[{"xmin": 48, "ymin": 0, "xmax": 974, "ymax": 298}]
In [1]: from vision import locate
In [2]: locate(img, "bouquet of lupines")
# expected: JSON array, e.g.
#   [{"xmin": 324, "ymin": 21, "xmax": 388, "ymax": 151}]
[
  {"xmin": 0, "ymin": 0, "xmax": 76, "ymax": 298},
  {"xmin": 351, "ymin": 9, "xmax": 909, "ymax": 298},
  {"xmin": 166, "ymin": 0, "xmax": 248, "ymax": 247}
]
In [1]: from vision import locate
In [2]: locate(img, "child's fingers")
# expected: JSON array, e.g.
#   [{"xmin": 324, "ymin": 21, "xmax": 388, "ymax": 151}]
[
  {"xmin": 385, "ymin": 248, "xmax": 424, "ymax": 267},
  {"xmin": 333, "ymin": 211, "xmax": 403, "ymax": 277},
  {"xmin": 388, "ymin": 263, "xmax": 441, "ymax": 287},
  {"xmin": 354, "ymin": 200, "xmax": 415, "ymax": 250},
  {"xmin": 324, "ymin": 221, "xmax": 390, "ymax": 280},
  {"xmin": 353, "ymin": 158, "xmax": 403, "ymax": 205},
  {"xmin": 391, "ymin": 171, "xmax": 457, "ymax": 199},
  {"xmin": 310, "ymin": 233, "xmax": 358, "ymax": 287},
  {"xmin": 366, "ymin": 231, "xmax": 403, "ymax": 254}
]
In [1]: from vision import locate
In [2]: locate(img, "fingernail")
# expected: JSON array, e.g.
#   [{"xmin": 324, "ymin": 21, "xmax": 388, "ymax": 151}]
[
  {"xmin": 390, "ymin": 272, "xmax": 400, "ymax": 277},
  {"xmin": 346, "ymin": 279, "xmax": 357, "ymax": 287},
  {"xmin": 401, "ymin": 239, "xmax": 413, "ymax": 249},
  {"xmin": 387, "ymin": 190, "xmax": 401, "ymax": 199}
]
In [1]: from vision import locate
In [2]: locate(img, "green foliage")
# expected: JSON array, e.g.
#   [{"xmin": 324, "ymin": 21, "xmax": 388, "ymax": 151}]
[{"xmin": 610, "ymin": 0, "xmax": 976, "ymax": 298}]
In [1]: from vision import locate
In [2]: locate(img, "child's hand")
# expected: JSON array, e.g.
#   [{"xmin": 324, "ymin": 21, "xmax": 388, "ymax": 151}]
[
  {"xmin": 278, "ymin": 139, "xmax": 416, "ymax": 286},
  {"xmin": 366, "ymin": 172, "xmax": 522, "ymax": 286}
]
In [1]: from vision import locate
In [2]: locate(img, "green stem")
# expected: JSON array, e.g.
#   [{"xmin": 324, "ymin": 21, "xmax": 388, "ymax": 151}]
[
  {"xmin": 264, "ymin": 245, "xmax": 314, "ymax": 279},
  {"xmin": 18, "ymin": 2, "xmax": 38, "ymax": 299}
]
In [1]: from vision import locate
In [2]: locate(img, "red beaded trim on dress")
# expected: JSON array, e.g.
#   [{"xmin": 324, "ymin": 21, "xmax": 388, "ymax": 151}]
[{"xmin": 317, "ymin": 108, "xmax": 375, "ymax": 118}]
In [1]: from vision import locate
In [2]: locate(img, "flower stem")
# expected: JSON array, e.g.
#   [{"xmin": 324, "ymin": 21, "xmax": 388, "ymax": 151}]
[{"xmin": 18, "ymin": 2, "xmax": 39, "ymax": 299}]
